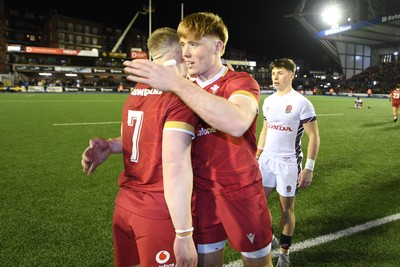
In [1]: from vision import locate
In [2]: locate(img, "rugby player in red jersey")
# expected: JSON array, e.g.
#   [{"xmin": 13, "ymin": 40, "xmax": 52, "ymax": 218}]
[
  {"xmin": 123, "ymin": 12, "xmax": 273, "ymax": 267},
  {"xmin": 389, "ymin": 83, "xmax": 400, "ymax": 122},
  {"xmin": 81, "ymin": 27, "xmax": 197, "ymax": 267}
]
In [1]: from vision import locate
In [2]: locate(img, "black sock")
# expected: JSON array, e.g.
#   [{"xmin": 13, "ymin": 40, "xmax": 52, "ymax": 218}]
[{"xmin": 280, "ymin": 233, "xmax": 292, "ymax": 250}]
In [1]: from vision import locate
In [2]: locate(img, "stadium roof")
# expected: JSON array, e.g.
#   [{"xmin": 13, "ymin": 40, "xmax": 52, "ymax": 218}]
[
  {"xmin": 314, "ymin": 14, "xmax": 400, "ymax": 47},
  {"xmin": 289, "ymin": 0, "xmax": 400, "ymax": 65}
]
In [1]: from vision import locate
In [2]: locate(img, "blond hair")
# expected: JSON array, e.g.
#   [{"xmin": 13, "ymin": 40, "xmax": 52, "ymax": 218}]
[{"xmin": 147, "ymin": 27, "xmax": 180, "ymax": 60}]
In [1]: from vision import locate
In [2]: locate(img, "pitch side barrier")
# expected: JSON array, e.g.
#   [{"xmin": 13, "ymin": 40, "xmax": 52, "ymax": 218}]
[
  {"xmin": 14, "ymin": 86, "xmax": 129, "ymax": 93},
  {"xmin": 260, "ymin": 90, "xmax": 388, "ymax": 99},
  {"xmin": 328, "ymin": 92, "xmax": 389, "ymax": 99},
  {"xmin": 9, "ymin": 87, "xmax": 387, "ymax": 98}
]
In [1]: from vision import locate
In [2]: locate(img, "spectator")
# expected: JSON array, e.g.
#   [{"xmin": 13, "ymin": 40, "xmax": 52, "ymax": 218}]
[{"xmin": 367, "ymin": 88, "xmax": 372, "ymax": 97}]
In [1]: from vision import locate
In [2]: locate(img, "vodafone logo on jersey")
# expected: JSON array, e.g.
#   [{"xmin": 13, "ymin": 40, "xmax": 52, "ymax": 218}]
[{"xmin": 155, "ymin": 250, "xmax": 175, "ymax": 266}]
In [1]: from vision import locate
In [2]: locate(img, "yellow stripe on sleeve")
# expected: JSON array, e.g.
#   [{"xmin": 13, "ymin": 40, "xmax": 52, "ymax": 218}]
[
  {"xmin": 231, "ymin": 90, "xmax": 257, "ymax": 102},
  {"xmin": 164, "ymin": 121, "xmax": 195, "ymax": 139}
]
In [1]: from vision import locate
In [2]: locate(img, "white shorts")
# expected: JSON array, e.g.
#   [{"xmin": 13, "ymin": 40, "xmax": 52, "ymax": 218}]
[{"xmin": 259, "ymin": 154, "xmax": 300, "ymax": 197}]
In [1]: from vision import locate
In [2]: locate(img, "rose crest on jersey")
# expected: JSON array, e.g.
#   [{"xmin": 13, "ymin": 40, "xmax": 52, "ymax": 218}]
[
  {"xmin": 286, "ymin": 185, "xmax": 292, "ymax": 193},
  {"xmin": 285, "ymin": 105, "xmax": 292, "ymax": 114}
]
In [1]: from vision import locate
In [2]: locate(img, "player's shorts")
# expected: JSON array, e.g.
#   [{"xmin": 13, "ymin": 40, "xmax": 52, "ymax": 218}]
[
  {"xmin": 112, "ymin": 204, "xmax": 176, "ymax": 267},
  {"xmin": 259, "ymin": 154, "xmax": 300, "ymax": 197},
  {"xmin": 193, "ymin": 182, "xmax": 272, "ymax": 257},
  {"xmin": 392, "ymin": 100, "xmax": 400, "ymax": 108}
]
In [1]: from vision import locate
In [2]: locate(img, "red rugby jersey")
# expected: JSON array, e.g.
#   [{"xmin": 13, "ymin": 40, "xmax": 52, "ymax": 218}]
[
  {"xmin": 116, "ymin": 83, "xmax": 197, "ymax": 218},
  {"xmin": 192, "ymin": 69, "xmax": 262, "ymax": 196}
]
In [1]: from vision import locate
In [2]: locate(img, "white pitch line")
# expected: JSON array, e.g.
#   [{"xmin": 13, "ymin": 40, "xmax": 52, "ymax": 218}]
[
  {"xmin": 53, "ymin": 121, "xmax": 120, "ymax": 126},
  {"xmin": 224, "ymin": 213, "xmax": 400, "ymax": 267},
  {"xmin": 289, "ymin": 213, "xmax": 400, "ymax": 252}
]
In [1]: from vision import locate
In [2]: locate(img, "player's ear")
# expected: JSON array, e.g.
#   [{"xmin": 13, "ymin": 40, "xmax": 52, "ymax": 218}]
[{"xmin": 214, "ymin": 40, "xmax": 224, "ymax": 55}]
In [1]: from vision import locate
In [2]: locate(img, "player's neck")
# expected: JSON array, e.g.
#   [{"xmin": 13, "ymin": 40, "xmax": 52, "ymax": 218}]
[{"xmin": 277, "ymin": 87, "xmax": 293, "ymax": 96}]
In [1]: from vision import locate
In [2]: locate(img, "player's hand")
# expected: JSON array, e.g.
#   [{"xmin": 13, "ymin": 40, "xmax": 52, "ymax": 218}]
[
  {"xmin": 174, "ymin": 237, "xmax": 198, "ymax": 267},
  {"xmin": 81, "ymin": 138, "xmax": 111, "ymax": 176},
  {"xmin": 298, "ymin": 169, "xmax": 313, "ymax": 188},
  {"xmin": 123, "ymin": 59, "xmax": 185, "ymax": 92}
]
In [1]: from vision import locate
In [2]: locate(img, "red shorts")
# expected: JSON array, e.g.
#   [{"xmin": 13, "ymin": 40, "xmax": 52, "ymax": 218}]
[
  {"xmin": 392, "ymin": 100, "xmax": 400, "ymax": 108},
  {"xmin": 193, "ymin": 181, "xmax": 272, "ymax": 253},
  {"xmin": 112, "ymin": 204, "xmax": 176, "ymax": 267}
]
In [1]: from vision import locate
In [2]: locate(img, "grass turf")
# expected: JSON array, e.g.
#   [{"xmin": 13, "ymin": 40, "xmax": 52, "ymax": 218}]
[{"xmin": 0, "ymin": 93, "xmax": 399, "ymax": 266}]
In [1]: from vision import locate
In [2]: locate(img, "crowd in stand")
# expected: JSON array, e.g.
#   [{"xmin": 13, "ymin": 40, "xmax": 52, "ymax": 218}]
[{"xmin": 343, "ymin": 61, "xmax": 400, "ymax": 94}]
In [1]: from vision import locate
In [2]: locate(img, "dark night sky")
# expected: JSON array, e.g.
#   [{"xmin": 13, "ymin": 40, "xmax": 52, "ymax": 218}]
[{"xmin": 11, "ymin": 0, "xmax": 339, "ymax": 69}]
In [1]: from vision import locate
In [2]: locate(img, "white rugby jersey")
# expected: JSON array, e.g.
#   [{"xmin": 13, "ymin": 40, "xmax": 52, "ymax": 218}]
[{"xmin": 262, "ymin": 89, "xmax": 316, "ymax": 161}]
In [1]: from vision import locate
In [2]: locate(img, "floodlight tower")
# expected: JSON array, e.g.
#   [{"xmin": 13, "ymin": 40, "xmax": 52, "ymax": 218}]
[{"xmin": 112, "ymin": 1, "xmax": 154, "ymax": 53}]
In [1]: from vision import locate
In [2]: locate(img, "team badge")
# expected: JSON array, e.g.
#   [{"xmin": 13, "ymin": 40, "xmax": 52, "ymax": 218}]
[
  {"xmin": 285, "ymin": 105, "xmax": 292, "ymax": 114},
  {"xmin": 210, "ymin": 84, "xmax": 219, "ymax": 94},
  {"xmin": 286, "ymin": 185, "xmax": 292, "ymax": 193}
]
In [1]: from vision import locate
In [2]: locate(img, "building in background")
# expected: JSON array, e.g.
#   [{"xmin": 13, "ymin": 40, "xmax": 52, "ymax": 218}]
[
  {"xmin": 1, "ymin": 0, "xmax": 399, "ymax": 94},
  {"xmin": 1, "ymin": 0, "xmax": 147, "ymax": 91}
]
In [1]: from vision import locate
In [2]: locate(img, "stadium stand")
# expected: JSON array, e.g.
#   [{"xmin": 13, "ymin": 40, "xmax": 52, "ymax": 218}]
[{"xmin": 290, "ymin": 0, "xmax": 400, "ymax": 93}]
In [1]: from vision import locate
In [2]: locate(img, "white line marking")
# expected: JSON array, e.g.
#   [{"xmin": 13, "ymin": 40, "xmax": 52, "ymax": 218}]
[
  {"xmin": 318, "ymin": 113, "xmax": 343, "ymax": 116},
  {"xmin": 224, "ymin": 213, "xmax": 400, "ymax": 266},
  {"xmin": 53, "ymin": 121, "xmax": 120, "ymax": 126}
]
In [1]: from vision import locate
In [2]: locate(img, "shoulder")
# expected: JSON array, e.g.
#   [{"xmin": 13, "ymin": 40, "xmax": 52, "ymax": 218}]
[
  {"xmin": 225, "ymin": 70, "xmax": 257, "ymax": 84},
  {"xmin": 290, "ymin": 90, "xmax": 309, "ymax": 101},
  {"xmin": 264, "ymin": 93, "xmax": 277, "ymax": 102},
  {"xmin": 223, "ymin": 70, "xmax": 260, "ymax": 97}
]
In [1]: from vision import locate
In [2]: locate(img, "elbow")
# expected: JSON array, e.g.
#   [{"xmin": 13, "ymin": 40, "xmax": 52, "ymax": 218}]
[
  {"xmin": 230, "ymin": 129, "xmax": 247, "ymax": 137},
  {"xmin": 226, "ymin": 122, "xmax": 250, "ymax": 137},
  {"xmin": 229, "ymin": 131, "xmax": 244, "ymax": 138}
]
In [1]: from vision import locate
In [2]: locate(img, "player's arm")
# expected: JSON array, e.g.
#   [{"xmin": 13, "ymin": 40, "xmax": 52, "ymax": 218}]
[
  {"xmin": 172, "ymin": 78, "xmax": 258, "ymax": 137},
  {"xmin": 256, "ymin": 119, "xmax": 268, "ymax": 159},
  {"xmin": 162, "ymin": 129, "xmax": 197, "ymax": 266},
  {"xmin": 298, "ymin": 120, "xmax": 320, "ymax": 188},
  {"xmin": 304, "ymin": 120, "xmax": 320, "ymax": 162}
]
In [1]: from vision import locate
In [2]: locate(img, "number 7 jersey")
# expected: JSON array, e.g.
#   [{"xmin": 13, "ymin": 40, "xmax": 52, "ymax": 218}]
[{"xmin": 119, "ymin": 83, "xmax": 198, "ymax": 192}]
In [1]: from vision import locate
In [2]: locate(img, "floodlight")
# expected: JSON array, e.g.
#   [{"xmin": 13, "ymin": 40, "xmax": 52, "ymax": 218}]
[{"xmin": 321, "ymin": 5, "xmax": 341, "ymax": 26}]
